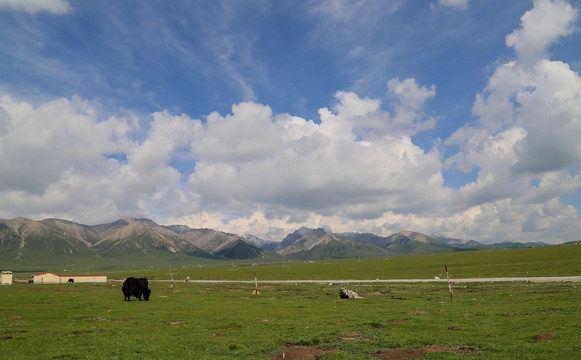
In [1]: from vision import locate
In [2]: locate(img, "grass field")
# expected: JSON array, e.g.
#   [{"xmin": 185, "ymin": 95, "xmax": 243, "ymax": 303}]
[
  {"xmin": 181, "ymin": 244, "xmax": 581, "ymax": 282},
  {"xmin": 1, "ymin": 281, "xmax": 580, "ymax": 359},
  {"xmin": 7, "ymin": 243, "xmax": 580, "ymax": 282},
  {"xmin": 87, "ymin": 243, "xmax": 580, "ymax": 282},
  {"xmin": 1, "ymin": 245, "xmax": 580, "ymax": 359}
]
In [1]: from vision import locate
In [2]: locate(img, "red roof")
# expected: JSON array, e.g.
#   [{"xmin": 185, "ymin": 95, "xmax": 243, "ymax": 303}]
[{"xmin": 34, "ymin": 272, "xmax": 59, "ymax": 276}]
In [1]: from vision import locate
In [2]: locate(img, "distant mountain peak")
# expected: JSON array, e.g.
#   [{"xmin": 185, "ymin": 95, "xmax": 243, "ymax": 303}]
[
  {"xmin": 122, "ymin": 217, "xmax": 159, "ymax": 226},
  {"xmin": 164, "ymin": 224, "xmax": 193, "ymax": 234},
  {"xmin": 395, "ymin": 230, "xmax": 435, "ymax": 244},
  {"xmin": 277, "ymin": 227, "xmax": 328, "ymax": 254},
  {"xmin": 431, "ymin": 233, "xmax": 468, "ymax": 246},
  {"xmin": 296, "ymin": 226, "xmax": 312, "ymax": 235}
]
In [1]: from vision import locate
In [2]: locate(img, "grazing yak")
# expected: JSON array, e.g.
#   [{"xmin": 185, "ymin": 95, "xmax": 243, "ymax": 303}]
[{"xmin": 122, "ymin": 277, "xmax": 151, "ymax": 301}]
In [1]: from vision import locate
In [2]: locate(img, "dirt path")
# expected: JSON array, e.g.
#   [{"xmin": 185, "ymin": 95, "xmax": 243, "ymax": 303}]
[{"xmin": 152, "ymin": 276, "xmax": 581, "ymax": 283}]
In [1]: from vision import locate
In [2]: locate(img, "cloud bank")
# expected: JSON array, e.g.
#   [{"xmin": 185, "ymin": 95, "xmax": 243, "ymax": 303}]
[{"xmin": 0, "ymin": 0, "xmax": 579, "ymax": 244}]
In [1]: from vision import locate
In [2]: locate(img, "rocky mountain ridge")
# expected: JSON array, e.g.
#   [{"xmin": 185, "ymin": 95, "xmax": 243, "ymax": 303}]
[
  {"xmin": 0, "ymin": 217, "xmax": 267, "ymax": 261},
  {"xmin": 0, "ymin": 217, "xmax": 552, "ymax": 262}
]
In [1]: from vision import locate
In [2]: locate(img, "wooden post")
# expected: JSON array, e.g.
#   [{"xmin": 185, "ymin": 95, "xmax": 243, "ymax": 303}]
[
  {"xmin": 252, "ymin": 272, "xmax": 260, "ymax": 295},
  {"xmin": 445, "ymin": 265, "xmax": 453, "ymax": 302}
]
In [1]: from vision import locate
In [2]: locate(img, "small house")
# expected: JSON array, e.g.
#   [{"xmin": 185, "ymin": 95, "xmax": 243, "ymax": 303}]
[{"xmin": 1, "ymin": 271, "xmax": 13, "ymax": 285}]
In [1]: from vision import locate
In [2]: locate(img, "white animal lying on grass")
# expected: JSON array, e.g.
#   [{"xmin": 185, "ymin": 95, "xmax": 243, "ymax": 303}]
[{"xmin": 339, "ymin": 286, "xmax": 362, "ymax": 299}]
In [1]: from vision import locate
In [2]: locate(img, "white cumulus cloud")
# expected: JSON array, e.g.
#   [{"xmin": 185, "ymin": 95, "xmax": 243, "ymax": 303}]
[
  {"xmin": 436, "ymin": 0, "xmax": 469, "ymax": 10},
  {"xmin": 0, "ymin": 0, "xmax": 71, "ymax": 14},
  {"xmin": 444, "ymin": 0, "xmax": 581, "ymax": 239},
  {"xmin": 505, "ymin": 0, "xmax": 578, "ymax": 66},
  {"xmin": 185, "ymin": 79, "xmax": 445, "ymax": 223},
  {"xmin": 0, "ymin": 95, "xmax": 201, "ymax": 223}
]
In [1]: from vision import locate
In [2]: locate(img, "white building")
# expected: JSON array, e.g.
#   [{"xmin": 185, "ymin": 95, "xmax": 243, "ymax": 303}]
[
  {"xmin": 1, "ymin": 271, "xmax": 13, "ymax": 285},
  {"xmin": 32, "ymin": 272, "xmax": 107, "ymax": 284}
]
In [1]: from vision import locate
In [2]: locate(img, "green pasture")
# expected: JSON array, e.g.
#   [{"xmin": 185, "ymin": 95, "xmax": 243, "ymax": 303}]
[
  {"xmin": 1, "ymin": 281, "xmax": 580, "ymax": 359},
  {"xmin": 1, "ymin": 244, "xmax": 580, "ymax": 359},
  {"xmin": 6, "ymin": 243, "xmax": 581, "ymax": 282},
  {"xmin": 173, "ymin": 244, "xmax": 581, "ymax": 282},
  {"xmin": 108, "ymin": 244, "xmax": 580, "ymax": 281}
]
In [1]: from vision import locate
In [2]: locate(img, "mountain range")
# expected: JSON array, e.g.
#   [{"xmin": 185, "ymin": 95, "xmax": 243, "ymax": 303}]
[{"xmin": 0, "ymin": 217, "xmax": 552, "ymax": 264}]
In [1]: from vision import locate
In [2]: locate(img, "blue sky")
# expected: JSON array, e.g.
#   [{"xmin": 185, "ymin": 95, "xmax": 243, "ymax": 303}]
[{"xmin": 0, "ymin": 0, "xmax": 580, "ymax": 243}]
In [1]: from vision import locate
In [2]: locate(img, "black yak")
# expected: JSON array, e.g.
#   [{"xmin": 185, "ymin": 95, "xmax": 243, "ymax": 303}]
[{"xmin": 122, "ymin": 277, "xmax": 151, "ymax": 301}]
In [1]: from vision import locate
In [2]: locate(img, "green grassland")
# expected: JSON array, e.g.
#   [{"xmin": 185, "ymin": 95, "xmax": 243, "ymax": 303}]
[
  {"xmin": 178, "ymin": 244, "xmax": 581, "ymax": 282},
  {"xmin": 105, "ymin": 243, "xmax": 581, "ymax": 281},
  {"xmin": 6, "ymin": 243, "xmax": 581, "ymax": 282},
  {"xmin": 1, "ymin": 244, "xmax": 580, "ymax": 359},
  {"xmin": 1, "ymin": 281, "xmax": 580, "ymax": 359}
]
